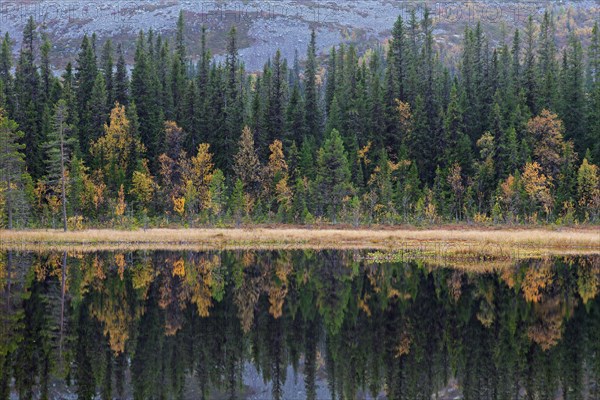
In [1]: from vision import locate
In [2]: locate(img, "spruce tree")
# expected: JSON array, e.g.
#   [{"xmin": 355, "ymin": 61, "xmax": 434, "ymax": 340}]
[
  {"xmin": 538, "ymin": 11, "xmax": 558, "ymax": 111},
  {"xmin": 304, "ymin": 29, "xmax": 321, "ymax": 141},
  {"xmin": 172, "ymin": 11, "xmax": 187, "ymax": 122},
  {"xmin": 267, "ymin": 50, "xmax": 285, "ymax": 147},
  {"xmin": 0, "ymin": 33, "xmax": 13, "ymax": 115},
  {"xmin": 0, "ymin": 110, "xmax": 28, "ymax": 229},
  {"xmin": 559, "ymin": 32, "xmax": 586, "ymax": 152},
  {"xmin": 444, "ymin": 83, "xmax": 472, "ymax": 173},
  {"xmin": 75, "ymin": 33, "xmax": 98, "ymax": 155},
  {"xmin": 325, "ymin": 46, "xmax": 336, "ymax": 113},
  {"xmin": 224, "ymin": 27, "xmax": 243, "ymax": 173},
  {"xmin": 314, "ymin": 128, "xmax": 352, "ymax": 221},
  {"xmin": 15, "ymin": 16, "xmax": 43, "ymax": 178},
  {"xmin": 89, "ymin": 72, "xmax": 108, "ymax": 143},
  {"xmin": 284, "ymin": 83, "xmax": 305, "ymax": 148},
  {"xmin": 587, "ymin": 22, "xmax": 600, "ymax": 162},
  {"xmin": 101, "ymin": 39, "xmax": 114, "ymax": 109},
  {"xmin": 131, "ymin": 31, "xmax": 161, "ymax": 170},
  {"xmin": 45, "ymin": 100, "xmax": 77, "ymax": 231},
  {"xmin": 114, "ymin": 43, "xmax": 129, "ymax": 105}
]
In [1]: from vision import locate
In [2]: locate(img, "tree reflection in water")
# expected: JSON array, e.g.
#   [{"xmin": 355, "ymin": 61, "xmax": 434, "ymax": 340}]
[{"xmin": 0, "ymin": 250, "xmax": 599, "ymax": 399}]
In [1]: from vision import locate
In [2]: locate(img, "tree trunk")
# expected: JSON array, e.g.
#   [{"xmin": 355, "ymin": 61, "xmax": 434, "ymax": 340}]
[{"xmin": 6, "ymin": 175, "xmax": 12, "ymax": 229}]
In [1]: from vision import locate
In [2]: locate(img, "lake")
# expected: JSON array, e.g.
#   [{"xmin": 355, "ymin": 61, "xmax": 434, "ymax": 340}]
[{"xmin": 1, "ymin": 250, "xmax": 599, "ymax": 399}]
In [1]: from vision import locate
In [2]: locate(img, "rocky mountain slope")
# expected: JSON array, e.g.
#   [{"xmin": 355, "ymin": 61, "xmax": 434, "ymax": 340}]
[{"xmin": 1, "ymin": 1, "xmax": 599, "ymax": 71}]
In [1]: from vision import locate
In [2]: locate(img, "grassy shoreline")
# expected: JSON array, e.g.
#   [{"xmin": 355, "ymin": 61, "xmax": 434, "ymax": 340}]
[{"xmin": 1, "ymin": 226, "xmax": 598, "ymax": 257}]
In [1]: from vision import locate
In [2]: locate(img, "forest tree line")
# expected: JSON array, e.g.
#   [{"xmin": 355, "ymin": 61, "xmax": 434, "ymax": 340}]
[{"xmin": 0, "ymin": 9, "xmax": 599, "ymax": 229}]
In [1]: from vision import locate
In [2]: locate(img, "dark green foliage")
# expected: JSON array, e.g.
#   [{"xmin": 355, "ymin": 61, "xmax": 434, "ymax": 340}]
[
  {"xmin": 304, "ymin": 29, "xmax": 321, "ymax": 142},
  {"xmin": 114, "ymin": 43, "xmax": 129, "ymax": 105},
  {"xmin": 75, "ymin": 34, "xmax": 98, "ymax": 156},
  {"xmin": 314, "ymin": 129, "xmax": 352, "ymax": 221},
  {"xmin": 0, "ymin": 9, "xmax": 598, "ymax": 226},
  {"xmin": 0, "ymin": 111, "xmax": 28, "ymax": 228},
  {"xmin": 14, "ymin": 17, "xmax": 43, "ymax": 178}
]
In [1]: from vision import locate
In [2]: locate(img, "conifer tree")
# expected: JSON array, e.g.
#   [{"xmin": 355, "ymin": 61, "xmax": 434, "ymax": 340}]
[
  {"xmin": 172, "ymin": 11, "xmax": 187, "ymax": 122},
  {"xmin": 89, "ymin": 72, "xmax": 108, "ymax": 143},
  {"xmin": 45, "ymin": 100, "xmax": 77, "ymax": 231},
  {"xmin": 114, "ymin": 43, "xmax": 129, "ymax": 105},
  {"xmin": 0, "ymin": 110, "xmax": 28, "ymax": 229},
  {"xmin": 75, "ymin": 34, "xmax": 98, "ymax": 155},
  {"xmin": 131, "ymin": 31, "xmax": 161, "ymax": 169},
  {"xmin": 538, "ymin": 11, "xmax": 558, "ymax": 111},
  {"xmin": 0, "ymin": 33, "xmax": 13, "ymax": 115},
  {"xmin": 559, "ymin": 32, "xmax": 586, "ymax": 152},
  {"xmin": 15, "ymin": 17, "xmax": 43, "ymax": 178},
  {"xmin": 101, "ymin": 39, "xmax": 114, "ymax": 109},
  {"xmin": 314, "ymin": 129, "xmax": 352, "ymax": 221},
  {"xmin": 284, "ymin": 83, "xmax": 305, "ymax": 148},
  {"xmin": 224, "ymin": 27, "xmax": 243, "ymax": 173},
  {"xmin": 587, "ymin": 22, "xmax": 600, "ymax": 162},
  {"xmin": 304, "ymin": 29, "xmax": 321, "ymax": 141},
  {"xmin": 233, "ymin": 126, "xmax": 263, "ymax": 197}
]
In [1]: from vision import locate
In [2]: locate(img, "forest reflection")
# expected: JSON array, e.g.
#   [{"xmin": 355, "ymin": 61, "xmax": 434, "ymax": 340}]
[{"xmin": 0, "ymin": 251, "xmax": 599, "ymax": 400}]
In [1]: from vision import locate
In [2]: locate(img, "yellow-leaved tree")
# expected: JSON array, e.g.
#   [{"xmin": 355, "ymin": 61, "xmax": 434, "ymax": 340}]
[
  {"xmin": 181, "ymin": 143, "xmax": 215, "ymax": 217},
  {"xmin": 264, "ymin": 140, "xmax": 291, "ymax": 216},
  {"xmin": 91, "ymin": 103, "xmax": 144, "ymax": 192},
  {"xmin": 130, "ymin": 160, "xmax": 157, "ymax": 219},
  {"xmin": 522, "ymin": 162, "xmax": 554, "ymax": 221},
  {"xmin": 577, "ymin": 158, "xmax": 600, "ymax": 221}
]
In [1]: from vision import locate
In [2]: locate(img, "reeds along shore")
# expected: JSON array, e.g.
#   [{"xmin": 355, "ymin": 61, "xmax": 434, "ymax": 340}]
[{"xmin": 1, "ymin": 227, "xmax": 598, "ymax": 256}]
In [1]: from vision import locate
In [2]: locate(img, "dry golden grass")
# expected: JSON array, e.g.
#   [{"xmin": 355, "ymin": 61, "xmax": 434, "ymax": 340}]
[{"xmin": 1, "ymin": 227, "xmax": 598, "ymax": 258}]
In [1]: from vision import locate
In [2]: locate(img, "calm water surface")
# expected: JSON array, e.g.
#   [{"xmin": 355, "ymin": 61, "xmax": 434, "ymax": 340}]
[{"xmin": 0, "ymin": 250, "xmax": 599, "ymax": 399}]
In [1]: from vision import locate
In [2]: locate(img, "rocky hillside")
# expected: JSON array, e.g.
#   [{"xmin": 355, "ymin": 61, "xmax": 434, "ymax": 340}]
[{"xmin": 1, "ymin": 0, "xmax": 599, "ymax": 71}]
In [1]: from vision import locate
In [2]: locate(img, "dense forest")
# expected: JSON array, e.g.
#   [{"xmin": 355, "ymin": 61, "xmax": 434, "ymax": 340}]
[
  {"xmin": 1, "ymin": 9, "xmax": 599, "ymax": 229},
  {"xmin": 1, "ymin": 251, "xmax": 599, "ymax": 399}
]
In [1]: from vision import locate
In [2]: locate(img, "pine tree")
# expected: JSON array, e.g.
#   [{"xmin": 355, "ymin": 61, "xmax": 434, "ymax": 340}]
[
  {"xmin": 0, "ymin": 110, "xmax": 28, "ymax": 229},
  {"xmin": 45, "ymin": 100, "xmax": 77, "ymax": 231}
]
